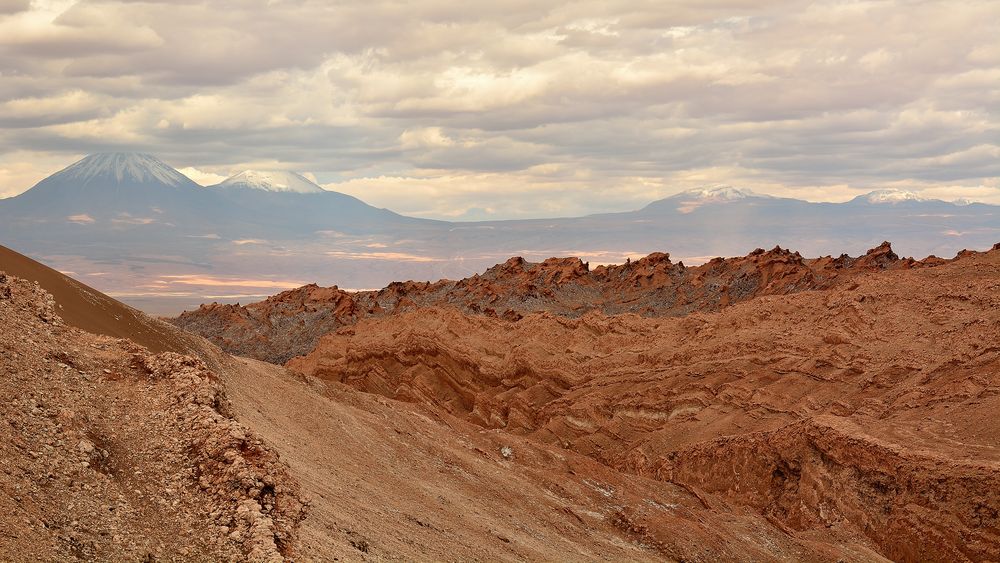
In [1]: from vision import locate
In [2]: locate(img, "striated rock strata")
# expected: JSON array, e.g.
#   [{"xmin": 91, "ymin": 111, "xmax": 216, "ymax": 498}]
[{"xmin": 287, "ymin": 245, "xmax": 1000, "ymax": 561}]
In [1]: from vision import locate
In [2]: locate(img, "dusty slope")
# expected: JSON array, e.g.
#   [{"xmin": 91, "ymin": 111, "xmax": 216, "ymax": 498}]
[
  {"xmin": 222, "ymin": 355, "xmax": 893, "ymax": 562},
  {"xmin": 173, "ymin": 242, "xmax": 928, "ymax": 364},
  {"xmin": 0, "ymin": 244, "xmax": 190, "ymax": 354},
  {"xmin": 0, "ymin": 271, "xmax": 305, "ymax": 561},
  {"xmin": 3, "ymin": 247, "xmax": 880, "ymax": 560},
  {"xmin": 288, "ymin": 245, "xmax": 1000, "ymax": 561}
]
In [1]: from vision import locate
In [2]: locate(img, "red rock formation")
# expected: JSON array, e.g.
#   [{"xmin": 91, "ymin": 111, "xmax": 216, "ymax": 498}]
[
  {"xmin": 287, "ymin": 245, "xmax": 1000, "ymax": 561},
  {"xmin": 10, "ymin": 241, "xmax": 1000, "ymax": 560},
  {"xmin": 6, "ymin": 249, "xmax": 887, "ymax": 561},
  {"xmin": 173, "ymin": 242, "xmax": 945, "ymax": 365}
]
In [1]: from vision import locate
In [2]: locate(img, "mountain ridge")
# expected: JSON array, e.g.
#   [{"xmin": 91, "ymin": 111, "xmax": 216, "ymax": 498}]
[
  {"xmin": 2, "ymin": 152, "xmax": 998, "ymax": 314},
  {"xmin": 168, "ymin": 241, "xmax": 967, "ymax": 365},
  {"xmin": 3, "ymin": 152, "xmax": 994, "ymax": 209}
]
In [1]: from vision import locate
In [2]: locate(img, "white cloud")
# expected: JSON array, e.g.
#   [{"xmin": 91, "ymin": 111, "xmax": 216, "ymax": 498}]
[
  {"xmin": 178, "ymin": 166, "xmax": 228, "ymax": 186},
  {"xmin": 0, "ymin": 0, "xmax": 997, "ymax": 217},
  {"xmin": 400, "ymin": 127, "xmax": 455, "ymax": 149},
  {"xmin": 66, "ymin": 213, "xmax": 94, "ymax": 224},
  {"xmin": 0, "ymin": 151, "xmax": 83, "ymax": 197}
]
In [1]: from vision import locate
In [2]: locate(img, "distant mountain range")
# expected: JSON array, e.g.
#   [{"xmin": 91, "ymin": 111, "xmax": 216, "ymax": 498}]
[{"xmin": 1, "ymin": 152, "xmax": 997, "ymax": 314}]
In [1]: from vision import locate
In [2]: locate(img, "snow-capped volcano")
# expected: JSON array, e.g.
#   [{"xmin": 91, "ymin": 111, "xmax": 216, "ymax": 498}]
[
  {"xmin": 675, "ymin": 186, "xmax": 762, "ymax": 201},
  {"xmin": 55, "ymin": 153, "xmax": 194, "ymax": 188},
  {"xmin": 214, "ymin": 170, "xmax": 325, "ymax": 194},
  {"xmin": 0, "ymin": 151, "xmax": 212, "ymax": 231},
  {"xmin": 645, "ymin": 186, "xmax": 771, "ymax": 214},
  {"xmin": 856, "ymin": 189, "xmax": 927, "ymax": 204}
]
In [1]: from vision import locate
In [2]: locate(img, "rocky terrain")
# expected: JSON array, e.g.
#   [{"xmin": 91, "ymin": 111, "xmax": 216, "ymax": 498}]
[
  {"xmin": 285, "ymin": 243, "xmax": 1000, "ymax": 561},
  {"xmin": 0, "ymin": 271, "xmax": 305, "ymax": 561},
  {"xmin": 4, "ymin": 245, "xmax": 891, "ymax": 561},
  {"xmin": 6, "ymin": 241, "xmax": 1000, "ymax": 561},
  {"xmin": 172, "ymin": 241, "xmax": 928, "ymax": 364}
]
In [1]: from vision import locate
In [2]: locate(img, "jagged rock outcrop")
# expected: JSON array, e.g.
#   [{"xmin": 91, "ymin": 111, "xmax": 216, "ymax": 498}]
[
  {"xmin": 286, "ymin": 244, "xmax": 1000, "ymax": 561},
  {"xmin": 172, "ymin": 242, "xmax": 934, "ymax": 364},
  {"xmin": 171, "ymin": 284, "xmax": 364, "ymax": 363}
]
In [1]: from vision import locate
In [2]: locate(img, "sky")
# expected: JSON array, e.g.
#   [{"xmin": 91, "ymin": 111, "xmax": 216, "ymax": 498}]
[{"xmin": 0, "ymin": 0, "xmax": 997, "ymax": 220}]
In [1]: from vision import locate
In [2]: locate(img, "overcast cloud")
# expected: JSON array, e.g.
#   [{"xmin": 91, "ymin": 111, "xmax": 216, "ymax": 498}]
[{"xmin": 0, "ymin": 0, "xmax": 997, "ymax": 218}]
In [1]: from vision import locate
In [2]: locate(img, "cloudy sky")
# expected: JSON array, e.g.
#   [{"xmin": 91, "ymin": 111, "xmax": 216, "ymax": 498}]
[{"xmin": 0, "ymin": 0, "xmax": 997, "ymax": 219}]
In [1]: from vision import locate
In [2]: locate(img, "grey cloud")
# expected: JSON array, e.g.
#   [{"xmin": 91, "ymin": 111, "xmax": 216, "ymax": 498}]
[
  {"xmin": 0, "ymin": 24, "xmax": 162, "ymax": 58},
  {"xmin": 0, "ymin": 0, "xmax": 997, "ymax": 218},
  {"xmin": 0, "ymin": 0, "xmax": 28, "ymax": 15},
  {"xmin": 408, "ymin": 138, "xmax": 551, "ymax": 173}
]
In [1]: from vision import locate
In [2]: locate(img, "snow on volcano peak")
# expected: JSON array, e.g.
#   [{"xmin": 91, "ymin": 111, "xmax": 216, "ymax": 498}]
[
  {"xmin": 859, "ymin": 189, "xmax": 927, "ymax": 204},
  {"xmin": 668, "ymin": 186, "xmax": 767, "ymax": 213},
  {"xmin": 679, "ymin": 186, "xmax": 761, "ymax": 201},
  {"xmin": 58, "ymin": 153, "xmax": 192, "ymax": 187},
  {"xmin": 216, "ymin": 170, "xmax": 325, "ymax": 194}
]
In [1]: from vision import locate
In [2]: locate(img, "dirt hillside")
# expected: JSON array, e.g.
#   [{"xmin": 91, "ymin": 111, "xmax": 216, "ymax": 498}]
[
  {"xmin": 0, "ymin": 244, "xmax": 191, "ymax": 354},
  {"xmin": 0, "ymin": 270, "xmax": 305, "ymax": 561}
]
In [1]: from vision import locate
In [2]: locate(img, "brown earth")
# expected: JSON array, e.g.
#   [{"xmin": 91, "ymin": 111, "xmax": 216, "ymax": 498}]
[
  {"xmin": 0, "ymin": 244, "xmax": 189, "ymax": 354},
  {"xmin": 172, "ymin": 241, "xmax": 931, "ymax": 364},
  {"xmin": 4, "ymin": 249, "xmax": 888, "ymax": 560},
  {"xmin": 287, "ymin": 244, "xmax": 1000, "ymax": 561},
  {"xmin": 6, "ymin": 242, "xmax": 1000, "ymax": 561},
  {"xmin": 0, "ymin": 271, "xmax": 305, "ymax": 561}
]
